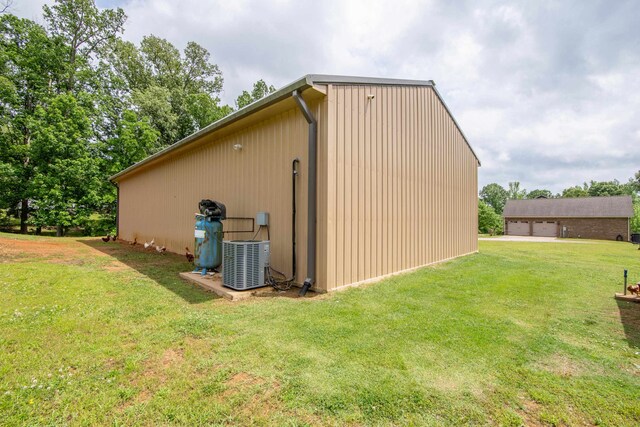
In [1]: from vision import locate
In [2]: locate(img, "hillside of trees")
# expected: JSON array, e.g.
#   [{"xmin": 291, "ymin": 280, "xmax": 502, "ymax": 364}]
[
  {"xmin": 478, "ymin": 173, "xmax": 640, "ymax": 235},
  {"xmin": 0, "ymin": 0, "xmax": 275, "ymax": 236}
]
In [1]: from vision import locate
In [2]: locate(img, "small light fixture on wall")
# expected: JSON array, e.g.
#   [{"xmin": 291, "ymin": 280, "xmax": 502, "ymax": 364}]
[
  {"xmin": 367, "ymin": 94, "xmax": 375, "ymax": 100},
  {"xmin": 233, "ymin": 143, "xmax": 243, "ymax": 151}
]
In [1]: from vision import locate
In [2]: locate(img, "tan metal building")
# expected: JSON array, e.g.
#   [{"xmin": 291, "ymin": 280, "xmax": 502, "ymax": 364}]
[{"xmin": 110, "ymin": 75, "xmax": 480, "ymax": 292}]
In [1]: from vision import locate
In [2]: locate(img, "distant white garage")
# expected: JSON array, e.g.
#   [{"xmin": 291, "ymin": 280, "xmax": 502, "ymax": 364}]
[
  {"xmin": 532, "ymin": 221, "xmax": 557, "ymax": 237},
  {"xmin": 503, "ymin": 196, "xmax": 633, "ymax": 241},
  {"xmin": 507, "ymin": 221, "xmax": 529, "ymax": 236}
]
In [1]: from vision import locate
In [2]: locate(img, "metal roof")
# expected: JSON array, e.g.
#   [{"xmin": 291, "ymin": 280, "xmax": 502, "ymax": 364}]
[
  {"xmin": 503, "ymin": 195, "xmax": 634, "ymax": 218},
  {"xmin": 110, "ymin": 74, "xmax": 478, "ymax": 182}
]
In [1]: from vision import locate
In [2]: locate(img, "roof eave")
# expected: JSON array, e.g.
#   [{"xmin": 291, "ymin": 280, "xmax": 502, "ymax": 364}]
[{"xmin": 306, "ymin": 74, "xmax": 435, "ymax": 87}]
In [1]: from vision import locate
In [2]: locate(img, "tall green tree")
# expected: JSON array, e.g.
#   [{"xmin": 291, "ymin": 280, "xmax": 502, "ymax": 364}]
[
  {"xmin": 30, "ymin": 94, "xmax": 100, "ymax": 236},
  {"xmin": 112, "ymin": 36, "xmax": 229, "ymax": 147},
  {"xmin": 586, "ymin": 180, "xmax": 627, "ymax": 197},
  {"xmin": 0, "ymin": 14, "xmax": 66, "ymax": 232},
  {"xmin": 479, "ymin": 183, "xmax": 508, "ymax": 214},
  {"xmin": 235, "ymin": 79, "xmax": 276, "ymax": 109},
  {"xmin": 561, "ymin": 185, "xmax": 588, "ymax": 198},
  {"xmin": 507, "ymin": 181, "xmax": 526, "ymax": 200},
  {"xmin": 631, "ymin": 198, "xmax": 640, "ymax": 233},
  {"xmin": 43, "ymin": 0, "xmax": 125, "ymax": 93}
]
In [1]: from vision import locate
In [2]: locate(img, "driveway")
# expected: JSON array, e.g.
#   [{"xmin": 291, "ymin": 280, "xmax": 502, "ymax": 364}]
[{"xmin": 479, "ymin": 235, "xmax": 589, "ymax": 243}]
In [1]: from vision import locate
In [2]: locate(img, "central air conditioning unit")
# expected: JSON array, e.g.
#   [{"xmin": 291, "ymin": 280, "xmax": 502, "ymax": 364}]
[{"xmin": 222, "ymin": 240, "xmax": 270, "ymax": 290}]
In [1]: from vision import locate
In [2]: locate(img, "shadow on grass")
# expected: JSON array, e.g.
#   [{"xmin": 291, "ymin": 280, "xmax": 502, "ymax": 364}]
[
  {"xmin": 617, "ymin": 300, "xmax": 640, "ymax": 348},
  {"xmin": 79, "ymin": 239, "xmax": 216, "ymax": 304}
]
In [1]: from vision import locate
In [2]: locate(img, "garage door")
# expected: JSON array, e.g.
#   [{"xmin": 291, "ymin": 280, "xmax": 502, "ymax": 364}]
[
  {"xmin": 532, "ymin": 221, "xmax": 557, "ymax": 237},
  {"xmin": 507, "ymin": 221, "xmax": 530, "ymax": 236}
]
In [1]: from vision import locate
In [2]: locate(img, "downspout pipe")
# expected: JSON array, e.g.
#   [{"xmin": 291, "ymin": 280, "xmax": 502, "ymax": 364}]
[{"xmin": 292, "ymin": 90, "xmax": 317, "ymax": 296}]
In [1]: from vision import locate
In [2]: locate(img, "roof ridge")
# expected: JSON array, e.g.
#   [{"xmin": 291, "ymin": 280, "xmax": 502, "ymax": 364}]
[{"xmin": 508, "ymin": 195, "xmax": 632, "ymax": 202}]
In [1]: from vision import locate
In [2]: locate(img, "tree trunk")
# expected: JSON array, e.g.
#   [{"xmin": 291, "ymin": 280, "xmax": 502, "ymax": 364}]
[
  {"xmin": 56, "ymin": 224, "xmax": 63, "ymax": 237},
  {"xmin": 20, "ymin": 199, "xmax": 28, "ymax": 234}
]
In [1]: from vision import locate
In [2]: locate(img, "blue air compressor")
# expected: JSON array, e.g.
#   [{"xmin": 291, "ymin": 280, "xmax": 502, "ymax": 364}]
[{"xmin": 193, "ymin": 199, "xmax": 226, "ymax": 275}]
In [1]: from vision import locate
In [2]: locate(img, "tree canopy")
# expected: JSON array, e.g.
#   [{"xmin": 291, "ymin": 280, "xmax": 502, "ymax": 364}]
[
  {"xmin": 0, "ymin": 0, "xmax": 274, "ymax": 235},
  {"xmin": 478, "ymin": 200, "xmax": 503, "ymax": 235},
  {"xmin": 526, "ymin": 189, "xmax": 553, "ymax": 199},
  {"xmin": 235, "ymin": 79, "xmax": 276, "ymax": 109},
  {"xmin": 479, "ymin": 183, "xmax": 508, "ymax": 214}
]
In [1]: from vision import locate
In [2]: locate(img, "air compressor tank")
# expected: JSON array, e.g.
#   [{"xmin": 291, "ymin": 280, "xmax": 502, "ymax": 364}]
[{"xmin": 193, "ymin": 200, "xmax": 226, "ymax": 275}]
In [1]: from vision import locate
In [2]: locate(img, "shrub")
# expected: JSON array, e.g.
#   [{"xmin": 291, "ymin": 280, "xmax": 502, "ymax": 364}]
[{"xmin": 478, "ymin": 200, "xmax": 503, "ymax": 235}]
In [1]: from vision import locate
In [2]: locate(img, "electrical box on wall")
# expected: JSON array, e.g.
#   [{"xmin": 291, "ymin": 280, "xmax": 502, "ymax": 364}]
[{"xmin": 256, "ymin": 212, "xmax": 269, "ymax": 226}]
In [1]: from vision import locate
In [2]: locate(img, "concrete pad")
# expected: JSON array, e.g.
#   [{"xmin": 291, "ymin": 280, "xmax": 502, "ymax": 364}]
[
  {"xmin": 615, "ymin": 293, "xmax": 640, "ymax": 303},
  {"xmin": 179, "ymin": 272, "xmax": 275, "ymax": 301}
]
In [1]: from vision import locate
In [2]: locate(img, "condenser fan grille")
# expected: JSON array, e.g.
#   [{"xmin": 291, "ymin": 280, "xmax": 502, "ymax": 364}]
[{"xmin": 222, "ymin": 240, "xmax": 269, "ymax": 290}]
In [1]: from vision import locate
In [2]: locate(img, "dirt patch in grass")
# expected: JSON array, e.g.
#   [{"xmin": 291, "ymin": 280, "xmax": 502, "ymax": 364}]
[
  {"xmin": 238, "ymin": 383, "xmax": 281, "ymax": 420},
  {"xmin": 103, "ymin": 358, "xmax": 122, "ymax": 371},
  {"xmin": 222, "ymin": 372, "xmax": 281, "ymax": 420},
  {"xmin": 161, "ymin": 348, "xmax": 185, "ymax": 368},
  {"xmin": 518, "ymin": 399, "xmax": 545, "ymax": 427},
  {"xmin": 0, "ymin": 238, "xmax": 79, "ymax": 260},
  {"xmin": 534, "ymin": 353, "xmax": 587, "ymax": 377},
  {"xmin": 136, "ymin": 347, "xmax": 187, "ymax": 383},
  {"xmin": 0, "ymin": 235, "xmax": 107, "ymax": 263},
  {"xmin": 118, "ymin": 386, "xmax": 154, "ymax": 412},
  {"xmin": 120, "ymin": 347, "xmax": 187, "ymax": 411},
  {"xmin": 134, "ymin": 388, "xmax": 153, "ymax": 404},
  {"xmin": 226, "ymin": 372, "xmax": 264, "ymax": 388}
]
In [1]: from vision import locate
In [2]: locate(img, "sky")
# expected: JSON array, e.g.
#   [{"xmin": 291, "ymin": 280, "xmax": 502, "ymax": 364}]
[{"xmin": 11, "ymin": 0, "xmax": 640, "ymax": 193}]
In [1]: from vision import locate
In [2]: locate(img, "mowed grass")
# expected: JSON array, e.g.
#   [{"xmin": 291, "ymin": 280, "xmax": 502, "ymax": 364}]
[{"xmin": 1, "ymin": 233, "xmax": 639, "ymax": 426}]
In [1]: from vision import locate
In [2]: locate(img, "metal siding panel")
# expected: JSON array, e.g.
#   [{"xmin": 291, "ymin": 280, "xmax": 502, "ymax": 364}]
[
  {"xmin": 324, "ymin": 86, "xmax": 336, "ymax": 290},
  {"xmin": 335, "ymin": 86, "xmax": 345, "ymax": 289},
  {"xmin": 344, "ymin": 87, "xmax": 354, "ymax": 285},
  {"xmin": 383, "ymin": 86, "xmax": 391, "ymax": 276},
  {"xmin": 316, "ymin": 96, "xmax": 326, "ymax": 289},
  {"xmin": 373, "ymin": 85, "xmax": 381, "ymax": 278},
  {"xmin": 392, "ymin": 87, "xmax": 399, "ymax": 273},
  {"xmin": 357, "ymin": 85, "xmax": 365, "ymax": 281},
  {"xmin": 362, "ymin": 86, "xmax": 369, "ymax": 279}
]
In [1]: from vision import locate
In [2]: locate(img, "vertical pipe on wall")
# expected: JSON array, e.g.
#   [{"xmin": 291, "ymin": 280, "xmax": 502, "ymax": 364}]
[
  {"xmin": 292, "ymin": 90, "xmax": 317, "ymax": 296},
  {"xmin": 114, "ymin": 182, "xmax": 120, "ymax": 237},
  {"xmin": 292, "ymin": 158, "xmax": 300, "ymax": 280}
]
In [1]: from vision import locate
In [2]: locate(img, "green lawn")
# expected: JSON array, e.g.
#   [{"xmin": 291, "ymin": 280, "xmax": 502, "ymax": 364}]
[{"xmin": 1, "ymin": 233, "xmax": 639, "ymax": 426}]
